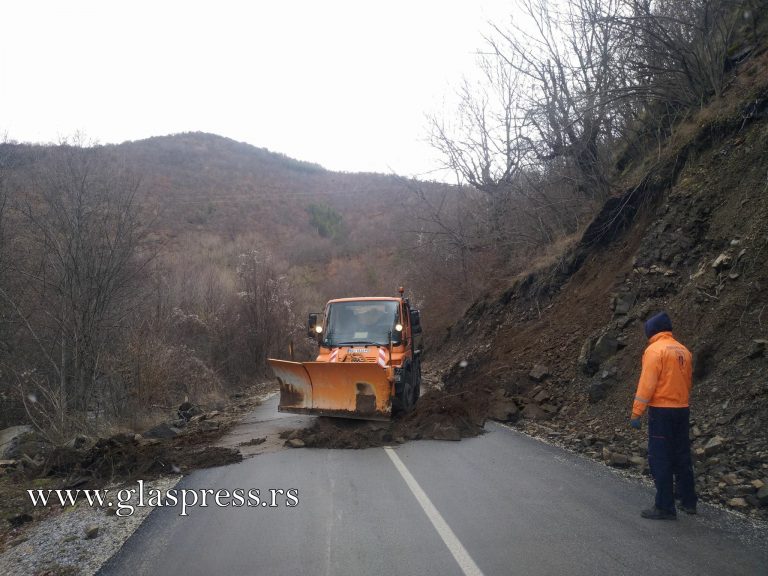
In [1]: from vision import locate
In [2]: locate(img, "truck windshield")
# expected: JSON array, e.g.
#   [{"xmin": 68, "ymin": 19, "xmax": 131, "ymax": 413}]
[{"xmin": 323, "ymin": 300, "xmax": 400, "ymax": 347}]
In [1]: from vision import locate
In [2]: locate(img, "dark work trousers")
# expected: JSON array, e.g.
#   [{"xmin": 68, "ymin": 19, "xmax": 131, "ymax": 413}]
[{"xmin": 647, "ymin": 406, "xmax": 697, "ymax": 513}]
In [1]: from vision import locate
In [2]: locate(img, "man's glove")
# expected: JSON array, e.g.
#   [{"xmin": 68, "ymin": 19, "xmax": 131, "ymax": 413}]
[{"xmin": 630, "ymin": 418, "xmax": 641, "ymax": 430}]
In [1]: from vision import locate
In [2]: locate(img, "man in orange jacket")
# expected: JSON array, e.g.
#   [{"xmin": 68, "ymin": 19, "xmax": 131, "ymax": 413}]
[{"xmin": 630, "ymin": 311, "xmax": 697, "ymax": 520}]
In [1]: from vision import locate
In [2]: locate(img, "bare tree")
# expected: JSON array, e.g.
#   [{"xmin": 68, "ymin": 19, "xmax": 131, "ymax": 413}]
[{"xmin": 11, "ymin": 139, "xmax": 151, "ymax": 418}]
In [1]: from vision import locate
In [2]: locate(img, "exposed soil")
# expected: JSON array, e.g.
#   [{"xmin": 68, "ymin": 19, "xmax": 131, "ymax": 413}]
[
  {"xmin": 285, "ymin": 388, "xmax": 488, "ymax": 449},
  {"xmin": 427, "ymin": 51, "xmax": 768, "ymax": 518}
]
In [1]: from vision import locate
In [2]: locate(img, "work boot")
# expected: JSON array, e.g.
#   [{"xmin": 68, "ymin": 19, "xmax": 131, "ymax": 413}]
[
  {"xmin": 678, "ymin": 504, "xmax": 697, "ymax": 515},
  {"xmin": 641, "ymin": 506, "xmax": 677, "ymax": 520}
]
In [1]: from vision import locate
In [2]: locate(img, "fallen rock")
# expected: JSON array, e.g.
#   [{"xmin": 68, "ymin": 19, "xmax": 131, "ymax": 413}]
[
  {"xmin": 608, "ymin": 452, "xmax": 630, "ymax": 468},
  {"xmin": 84, "ymin": 525, "xmax": 100, "ymax": 539},
  {"xmin": 533, "ymin": 389, "xmax": 550, "ymax": 403},
  {"xmin": 592, "ymin": 334, "xmax": 619, "ymax": 365},
  {"xmin": 489, "ymin": 400, "xmax": 520, "ymax": 423},
  {"xmin": 529, "ymin": 365, "xmax": 551, "ymax": 382},
  {"xmin": 0, "ymin": 425, "xmax": 34, "ymax": 459},
  {"xmin": 748, "ymin": 339, "xmax": 766, "ymax": 359},
  {"xmin": 197, "ymin": 420, "xmax": 220, "ymax": 432},
  {"xmin": 703, "ymin": 436, "xmax": 726, "ymax": 456},
  {"xmin": 521, "ymin": 404, "xmax": 550, "ymax": 420},
  {"xmin": 757, "ymin": 486, "xmax": 768, "ymax": 505},
  {"xmin": 727, "ymin": 497, "xmax": 748, "ymax": 508},
  {"xmin": 431, "ymin": 423, "xmax": 461, "ymax": 441},
  {"xmin": 711, "ymin": 253, "xmax": 732, "ymax": 270},
  {"xmin": 287, "ymin": 438, "xmax": 305, "ymax": 448},
  {"xmin": 8, "ymin": 513, "xmax": 33, "ymax": 528},
  {"xmin": 178, "ymin": 402, "xmax": 203, "ymax": 422},
  {"xmin": 64, "ymin": 434, "xmax": 96, "ymax": 451},
  {"xmin": 588, "ymin": 381, "xmax": 607, "ymax": 403},
  {"xmin": 613, "ymin": 293, "xmax": 636, "ymax": 315},
  {"xmin": 578, "ymin": 337, "xmax": 598, "ymax": 375},
  {"xmin": 143, "ymin": 423, "xmax": 182, "ymax": 439}
]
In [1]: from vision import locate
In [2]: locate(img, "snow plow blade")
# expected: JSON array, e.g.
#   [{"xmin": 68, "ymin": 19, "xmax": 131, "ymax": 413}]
[{"xmin": 268, "ymin": 359, "xmax": 392, "ymax": 421}]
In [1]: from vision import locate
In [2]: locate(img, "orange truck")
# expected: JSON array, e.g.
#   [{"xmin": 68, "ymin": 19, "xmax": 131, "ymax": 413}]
[{"xmin": 268, "ymin": 288, "xmax": 422, "ymax": 420}]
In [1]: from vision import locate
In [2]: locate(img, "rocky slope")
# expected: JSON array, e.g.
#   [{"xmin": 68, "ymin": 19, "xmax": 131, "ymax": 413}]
[{"xmin": 434, "ymin": 48, "xmax": 768, "ymax": 518}]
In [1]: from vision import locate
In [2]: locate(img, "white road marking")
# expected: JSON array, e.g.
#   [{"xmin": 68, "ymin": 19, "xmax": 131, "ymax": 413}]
[{"xmin": 383, "ymin": 447, "xmax": 485, "ymax": 576}]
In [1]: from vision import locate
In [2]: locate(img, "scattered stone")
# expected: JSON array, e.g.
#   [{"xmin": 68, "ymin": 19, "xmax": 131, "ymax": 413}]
[
  {"xmin": 143, "ymin": 423, "xmax": 182, "ymax": 439},
  {"xmin": 533, "ymin": 389, "xmax": 550, "ymax": 403},
  {"xmin": 748, "ymin": 340, "xmax": 766, "ymax": 359},
  {"xmin": 711, "ymin": 253, "xmax": 732, "ymax": 270},
  {"xmin": 286, "ymin": 438, "xmax": 305, "ymax": 448},
  {"xmin": 578, "ymin": 337, "xmax": 598, "ymax": 375},
  {"xmin": 727, "ymin": 497, "xmax": 748, "ymax": 508},
  {"xmin": 751, "ymin": 479, "xmax": 765, "ymax": 490},
  {"xmin": 529, "ymin": 365, "xmax": 550, "ymax": 382},
  {"xmin": 608, "ymin": 452, "xmax": 630, "ymax": 468},
  {"xmin": 703, "ymin": 436, "xmax": 726, "ymax": 456},
  {"xmin": 84, "ymin": 525, "xmax": 100, "ymax": 539},
  {"xmin": 722, "ymin": 473, "xmax": 741, "ymax": 486}
]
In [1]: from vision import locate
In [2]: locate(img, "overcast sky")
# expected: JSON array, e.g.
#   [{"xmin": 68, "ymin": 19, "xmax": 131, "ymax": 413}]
[{"xmin": 1, "ymin": 1, "xmax": 514, "ymax": 179}]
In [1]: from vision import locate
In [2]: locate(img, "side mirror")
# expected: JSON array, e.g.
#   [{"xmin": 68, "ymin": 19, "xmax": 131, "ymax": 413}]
[
  {"xmin": 307, "ymin": 313, "xmax": 321, "ymax": 339},
  {"xmin": 410, "ymin": 309, "xmax": 422, "ymax": 335}
]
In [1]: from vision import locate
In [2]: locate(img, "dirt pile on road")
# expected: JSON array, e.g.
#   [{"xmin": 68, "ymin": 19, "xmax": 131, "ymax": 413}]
[{"xmin": 286, "ymin": 389, "xmax": 488, "ymax": 449}]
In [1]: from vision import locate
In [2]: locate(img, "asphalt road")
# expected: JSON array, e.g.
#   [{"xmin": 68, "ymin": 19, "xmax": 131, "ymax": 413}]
[{"xmin": 99, "ymin": 398, "xmax": 767, "ymax": 576}]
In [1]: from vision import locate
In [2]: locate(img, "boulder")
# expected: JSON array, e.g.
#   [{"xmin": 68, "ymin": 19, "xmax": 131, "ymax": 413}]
[
  {"xmin": 613, "ymin": 293, "xmax": 636, "ymax": 315},
  {"xmin": 756, "ymin": 485, "xmax": 768, "ymax": 506},
  {"xmin": 0, "ymin": 425, "xmax": 34, "ymax": 459},
  {"xmin": 489, "ymin": 400, "xmax": 520, "ymax": 423},
  {"xmin": 286, "ymin": 438, "xmax": 305, "ymax": 448},
  {"xmin": 521, "ymin": 404, "xmax": 550, "ymax": 420},
  {"xmin": 84, "ymin": 525, "xmax": 100, "ymax": 539},
  {"xmin": 592, "ymin": 334, "xmax": 619, "ymax": 365},
  {"xmin": 533, "ymin": 389, "xmax": 550, "ymax": 403}
]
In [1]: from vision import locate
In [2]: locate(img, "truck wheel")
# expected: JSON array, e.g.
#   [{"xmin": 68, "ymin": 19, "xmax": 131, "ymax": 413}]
[
  {"xmin": 411, "ymin": 363, "xmax": 421, "ymax": 406},
  {"xmin": 393, "ymin": 367, "xmax": 413, "ymax": 417}
]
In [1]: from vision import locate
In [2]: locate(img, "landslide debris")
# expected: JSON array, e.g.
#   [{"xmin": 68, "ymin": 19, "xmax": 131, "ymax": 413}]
[{"xmin": 285, "ymin": 388, "xmax": 488, "ymax": 449}]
